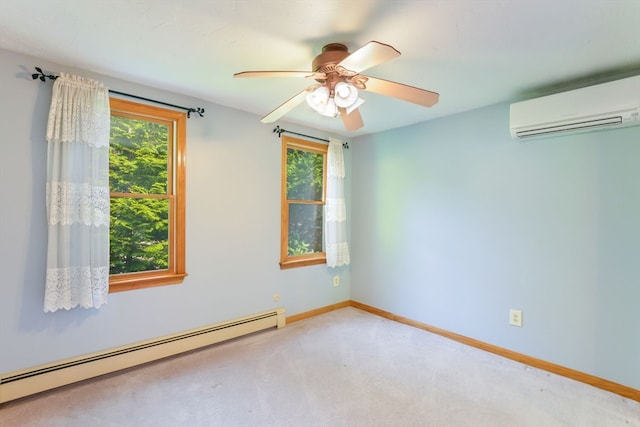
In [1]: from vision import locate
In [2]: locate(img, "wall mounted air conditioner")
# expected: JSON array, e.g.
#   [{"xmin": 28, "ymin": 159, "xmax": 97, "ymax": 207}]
[{"xmin": 510, "ymin": 75, "xmax": 640, "ymax": 140}]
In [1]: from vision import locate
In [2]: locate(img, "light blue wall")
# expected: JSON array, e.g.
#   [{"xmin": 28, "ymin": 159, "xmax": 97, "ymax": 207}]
[
  {"xmin": 0, "ymin": 48, "xmax": 350, "ymax": 373},
  {"xmin": 351, "ymin": 102, "xmax": 640, "ymax": 390}
]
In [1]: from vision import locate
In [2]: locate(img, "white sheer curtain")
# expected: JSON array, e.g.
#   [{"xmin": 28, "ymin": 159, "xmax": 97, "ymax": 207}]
[
  {"xmin": 44, "ymin": 73, "xmax": 111, "ymax": 312},
  {"xmin": 325, "ymin": 137, "xmax": 350, "ymax": 267}
]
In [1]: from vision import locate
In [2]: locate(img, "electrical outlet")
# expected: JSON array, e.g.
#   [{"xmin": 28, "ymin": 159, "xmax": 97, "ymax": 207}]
[
  {"xmin": 273, "ymin": 294, "xmax": 280, "ymax": 302},
  {"xmin": 509, "ymin": 309, "xmax": 523, "ymax": 327},
  {"xmin": 333, "ymin": 275, "xmax": 340, "ymax": 287}
]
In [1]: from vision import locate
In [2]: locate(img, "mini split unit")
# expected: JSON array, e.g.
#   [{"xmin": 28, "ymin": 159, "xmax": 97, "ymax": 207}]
[{"xmin": 510, "ymin": 74, "xmax": 640, "ymax": 140}]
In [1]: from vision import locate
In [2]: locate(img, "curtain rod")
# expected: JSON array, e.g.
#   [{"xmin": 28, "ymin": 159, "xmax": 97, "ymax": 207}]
[
  {"xmin": 32, "ymin": 67, "xmax": 205, "ymax": 118},
  {"xmin": 273, "ymin": 126, "xmax": 349, "ymax": 149}
]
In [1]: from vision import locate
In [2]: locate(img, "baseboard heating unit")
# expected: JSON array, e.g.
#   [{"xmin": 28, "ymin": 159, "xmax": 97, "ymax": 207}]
[{"xmin": 0, "ymin": 308, "xmax": 285, "ymax": 403}]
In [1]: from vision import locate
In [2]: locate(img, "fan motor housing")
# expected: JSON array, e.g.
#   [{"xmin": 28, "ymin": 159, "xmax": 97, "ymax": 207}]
[{"xmin": 312, "ymin": 43, "xmax": 350, "ymax": 73}]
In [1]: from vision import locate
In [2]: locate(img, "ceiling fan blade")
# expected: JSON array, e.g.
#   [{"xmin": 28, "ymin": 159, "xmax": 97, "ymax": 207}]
[
  {"xmin": 260, "ymin": 86, "xmax": 314, "ymax": 123},
  {"xmin": 363, "ymin": 76, "xmax": 439, "ymax": 107},
  {"xmin": 339, "ymin": 107, "xmax": 364, "ymax": 131},
  {"xmin": 234, "ymin": 71, "xmax": 326, "ymax": 79},
  {"xmin": 337, "ymin": 41, "xmax": 401, "ymax": 74}
]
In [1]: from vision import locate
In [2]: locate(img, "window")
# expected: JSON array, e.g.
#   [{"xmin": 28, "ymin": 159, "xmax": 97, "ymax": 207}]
[
  {"xmin": 280, "ymin": 135, "xmax": 328, "ymax": 269},
  {"xmin": 108, "ymin": 98, "xmax": 187, "ymax": 292}
]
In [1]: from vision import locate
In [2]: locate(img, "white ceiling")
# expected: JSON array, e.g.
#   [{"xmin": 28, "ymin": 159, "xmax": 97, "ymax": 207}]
[{"xmin": 2, "ymin": 0, "xmax": 640, "ymax": 137}]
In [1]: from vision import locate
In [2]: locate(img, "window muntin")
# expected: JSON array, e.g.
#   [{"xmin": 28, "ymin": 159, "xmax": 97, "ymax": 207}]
[
  {"xmin": 280, "ymin": 136, "xmax": 327, "ymax": 269},
  {"xmin": 108, "ymin": 98, "xmax": 186, "ymax": 292}
]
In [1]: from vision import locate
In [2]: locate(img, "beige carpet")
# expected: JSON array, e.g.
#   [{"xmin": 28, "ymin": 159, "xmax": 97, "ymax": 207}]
[{"xmin": 1, "ymin": 307, "xmax": 638, "ymax": 426}]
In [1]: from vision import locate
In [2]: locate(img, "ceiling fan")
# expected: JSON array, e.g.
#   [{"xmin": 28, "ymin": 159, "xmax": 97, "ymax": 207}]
[{"xmin": 234, "ymin": 41, "xmax": 439, "ymax": 131}]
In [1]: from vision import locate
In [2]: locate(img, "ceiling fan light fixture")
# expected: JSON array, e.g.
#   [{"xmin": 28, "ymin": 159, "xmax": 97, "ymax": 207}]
[
  {"xmin": 306, "ymin": 86, "xmax": 329, "ymax": 110},
  {"xmin": 319, "ymin": 97, "xmax": 338, "ymax": 117},
  {"xmin": 306, "ymin": 86, "xmax": 338, "ymax": 117},
  {"xmin": 334, "ymin": 82, "xmax": 358, "ymax": 108}
]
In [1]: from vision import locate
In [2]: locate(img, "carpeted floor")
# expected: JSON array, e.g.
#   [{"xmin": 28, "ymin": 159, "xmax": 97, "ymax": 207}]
[{"xmin": 1, "ymin": 307, "xmax": 638, "ymax": 426}]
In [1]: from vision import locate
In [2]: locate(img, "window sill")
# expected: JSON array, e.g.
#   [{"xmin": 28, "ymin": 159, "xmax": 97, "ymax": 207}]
[
  {"xmin": 280, "ymin": 254, "xmax": 326, "ymax": 270},
  {"xmin": 109, "ymin": 271, "xmax": 188, "ymax": 293}
]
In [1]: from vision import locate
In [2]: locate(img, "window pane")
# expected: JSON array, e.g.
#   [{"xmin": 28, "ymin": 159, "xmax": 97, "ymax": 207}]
[
  {"xmin": 110, "ymin": 197, "xmax": 169, "ymax": 274},
  {"xmin": 286, "ymin": 147, "xmax": 323, "ymax": 201},
  {"xmin": 110, "ymin": 115, "xmax": 169, "ymax": 194},
  {"xmin": 288, "ymin": 203, "xmax": 323, "ymax": 255}
]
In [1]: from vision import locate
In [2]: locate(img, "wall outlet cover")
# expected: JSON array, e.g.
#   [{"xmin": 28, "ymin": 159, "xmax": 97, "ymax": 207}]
[{"xmin": 509, "ymin": 309, "xmax": 523, "ymax": 327}]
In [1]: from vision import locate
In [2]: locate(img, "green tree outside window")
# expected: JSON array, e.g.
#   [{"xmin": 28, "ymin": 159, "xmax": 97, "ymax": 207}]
[{"xmin": 109, "ymin": 115, "xmax": 170, "ymax": 274}]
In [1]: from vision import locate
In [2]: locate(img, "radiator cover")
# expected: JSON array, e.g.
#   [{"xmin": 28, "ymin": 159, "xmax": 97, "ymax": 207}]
[{"xmin": 0, "ymin": 308, "xmax": 285, "ymax": 403}]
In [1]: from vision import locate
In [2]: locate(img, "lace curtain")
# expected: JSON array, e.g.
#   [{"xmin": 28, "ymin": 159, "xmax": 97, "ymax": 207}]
[
  {"xmin": 325, "ymin": 137, "xmax": 350, "ymax": 267},
  {"xmin": 44, "ymin": 73, "xmax": 111, "ymax": 312}
]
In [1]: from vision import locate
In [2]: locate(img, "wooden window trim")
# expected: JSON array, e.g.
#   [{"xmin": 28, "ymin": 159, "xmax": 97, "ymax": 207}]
[
  {"xmin": 108, "ymin": 98, "xmax": 187, "ymax": 292},
  {"xmin": 280, "ymin": 136, "xmax": 327, "ymax": 269}
]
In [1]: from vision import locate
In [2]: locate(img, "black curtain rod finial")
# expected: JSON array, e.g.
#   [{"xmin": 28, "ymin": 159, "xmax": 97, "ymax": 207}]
[
  {"xmin": 32, "ymin": 67, "xmax": 57, "ymax": 82},
  {"xmin": 187, "ymin": 107, "xmax": 205, "ymax": 118}
]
